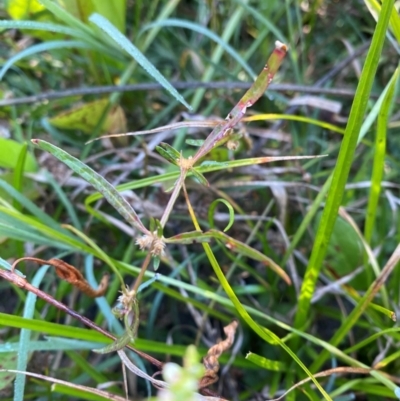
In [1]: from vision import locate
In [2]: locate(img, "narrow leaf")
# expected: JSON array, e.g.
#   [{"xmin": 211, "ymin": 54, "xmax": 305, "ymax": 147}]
[
  {"xmin": 31, "ymin": 139, "xmax": 149, "ymax": 235},
  {"xmin": 142, "ymin": 18, "xmax": 255, "ymax": 78},
  {"xmin": 0, "ymin": 20, "xmax": 78, "ymax": 36},
  {"xmin": 89, "ymin": 13, "xmax": 192, "ymax": 110},
  {"xmin": 165, "ymin": 231, "xmax": 213, "ymax": 245},
  {"xmin": 208, "ymin": 199, "xmax": 235, "ymax": 232},
  {"xmin": 246, "ymin": 352, "xmax": 286, "ymax": 371},
  {"xmin": 186, "ymin": 139, "xmax": 205, "ymax": 147},
  {"xmin": 0, "ymin": 139, "xmax": 37, "ymax": 171},
  {"xmin": 364, "ymin": 67, "xmax": 399, "ymax": 244},
  {"xmin": 190, "ymin": 168, "xmax": 209, "ymax": 186},
  {"xmin": 0, "ymin": 40, "xmax": 91, "ymax": 80},
  {"xmin": 156, "ymin": 143, "xmax": 181, "ymax": 166},
  {"xmin": 207, "ymin": 229, "xmax": 291, "ymax": 285}
]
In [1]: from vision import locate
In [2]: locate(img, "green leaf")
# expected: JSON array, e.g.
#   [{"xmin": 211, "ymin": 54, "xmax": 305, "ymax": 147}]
[
  {"xmin": 0, "ymin": 40, "xmax": 92, "ymax": 80},
  {"xmin": 185, "ymin": 139, "xmax": 204, "ymax": 147},
  {"xmin": 31, "ymin": 139, "xmax": 149, "ymax": 235},
  {"xmin": 165, "ymin": 230, "xmax": 213, "ymax": 245},
  {"xmin": 89, "ymin": 13, "xmax": 192, "ymax": 110},
  {"xmin": 190, "ymin": 168, "xmax": 209, "ymax": 186},
  {"xmin": 0, "ymin": 20, "xmax": 78, "ymax": 36},
  {"xmin": 141, "ymin": 18, "xmax": 255, "ymax": 78},
  {"xmin": 6, "ymin": 0, "xmax": 45, "ymax": 19},
  {"xmin": 0, "ymin": 350, "xmax": 17, "ymax": 391},
  {"xmin": 92, "ymin": 0, "xmax": 126, "ymax": 33},
  {"xmin": 37, "ymin": 0, "xmax": 120, "ymax": 57},
  {"xmin": 39, "ymin": 0, "xmax": 95, "ymax": 38},
  {"xmin": 0, "ymin": 139, "xmax": 37, "ymax": 172},
  {"xmin": 62, "ymin": 0, "xmax": 95, "ymax": 23},
  {"xmin": 12, "ymin": 142, "xmax": 28, "ymax": 211},
  {"xmin": 364, "ymin": 67, "xmax": 399, "ymax": 245},
  {"xmin": 208, "ymin": 198, "xmax": 235, "ymax": 232},
  {"xmin": 318, "ymin": 213, "xmax": 364, "ymax": 277},
  {"xmin": 166, "ymin": 228, "xmax": 290, "ymax": 284},
  {"xmin": 207, "ymin": 229, "xmax": 291, "ymax": 285},
  {"xmin": 364, "ymin": 0, "xmax": 400, "ymax": 44},
  {"xmin": 48, "ymin": 99, "xmax": 126, "ymax": 135},
  {"xmin": 156, "ymin": 142, "xmax": 181, "ymax": 166},
  {"xmin": 246, "ymin": 352, "xmax": 286, "ymax": 371}
]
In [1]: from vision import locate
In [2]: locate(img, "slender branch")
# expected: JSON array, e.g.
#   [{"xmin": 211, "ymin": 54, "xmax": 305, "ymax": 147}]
[
  {"xmin": 0, "ymin": 268, "xmax": 162, "ymax": 369},
  {"xmin": 131, "ymin": 252, "xmax": 152, "ymax": 294},
  {"xmin": 159, "ymin": 170, "xmax": 188, "ymax": 228},
  {"xmin": 1, "ymin": 82, "xmax": 375, "ymax": 108}
]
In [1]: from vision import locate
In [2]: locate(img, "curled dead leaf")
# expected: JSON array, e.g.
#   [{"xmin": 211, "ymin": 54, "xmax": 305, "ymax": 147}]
[
  {"xmin": 11, "ymin": 257, "xmax": 108, "ymax": 298},
  {"xmin": 200, "ymin": 320, "xmax": 238, "ymax": 389}
]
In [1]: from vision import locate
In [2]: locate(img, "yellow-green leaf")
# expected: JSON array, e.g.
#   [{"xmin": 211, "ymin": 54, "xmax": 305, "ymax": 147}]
[
  {"xmin": 0, "ymin": 139, "xmax": 37, "ymax": 172},
  {"xmin": 48, "ymin": 99, "xmax": 126, "ymax": 135},
  {"xmin": 92, "ymin": 0, "xmax": 126, "ymax": 33},
  {"xmin": 62, "ymin": 0, "xmax": 95, "ymax": 23},
  {"xmin": 7, "ymin": 0, "xmax": 45, "ymax": 20}
]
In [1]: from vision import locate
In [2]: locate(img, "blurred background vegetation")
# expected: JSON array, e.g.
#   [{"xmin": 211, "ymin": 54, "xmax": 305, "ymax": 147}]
[{"xmin": 0, "ymin": 0, "xmax": 399, "ymax": 400}]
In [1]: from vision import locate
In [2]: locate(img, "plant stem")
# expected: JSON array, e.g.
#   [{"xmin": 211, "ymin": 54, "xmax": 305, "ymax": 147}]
[
  {"xmin": 159, "ymin": 170, "xmax": 188, "ymax": 228},
  {"xmin": 131, "ymin": 252, "xmax": 152, "ymax": 294}
]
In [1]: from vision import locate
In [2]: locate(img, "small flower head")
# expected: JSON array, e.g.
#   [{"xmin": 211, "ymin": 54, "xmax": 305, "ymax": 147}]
[{"xmin": 136, "ymin": 232, "xmax": 166, "ymax": 257}]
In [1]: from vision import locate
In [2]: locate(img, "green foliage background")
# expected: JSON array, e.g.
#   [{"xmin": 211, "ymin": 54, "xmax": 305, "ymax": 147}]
[{"xmin": 0, "ymin": 0, "xmax": 400, "ymax": 400}]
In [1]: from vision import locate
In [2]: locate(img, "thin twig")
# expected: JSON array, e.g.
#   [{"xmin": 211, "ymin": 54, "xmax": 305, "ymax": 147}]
[
  {"xmin": 1, "ymin": 82, "xmax": 374, "ymax": 107},
  {"xmin": 0, "ymin": 267, "xmax": 162, "ymax": 369}
]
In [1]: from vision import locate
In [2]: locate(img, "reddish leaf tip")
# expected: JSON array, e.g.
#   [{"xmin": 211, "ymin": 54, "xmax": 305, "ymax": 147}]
[{"xmin": 31, "ymin": 139, "xmax": 39, "ymax": 145}]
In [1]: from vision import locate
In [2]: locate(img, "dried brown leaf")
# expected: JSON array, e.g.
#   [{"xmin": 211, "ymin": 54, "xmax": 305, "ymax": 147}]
[
  {"xmin": 200, "ymin": 320, "xmax": 238, "ymax": 389},
  {"xmin": 11, "ymin": 257, "xmax": 109, "ymax": 298}
]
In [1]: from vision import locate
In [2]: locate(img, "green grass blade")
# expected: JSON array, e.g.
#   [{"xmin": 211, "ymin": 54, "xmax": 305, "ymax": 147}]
[
  {"xmin": 0, "ymin": 313, "xmax": 251, "ymax": 366},
  {"xmin": 208, "ymin": 198, "xmax": 235, "ymax": 232},
  {"xmin": 293, "ymin": 0, "xmax": 394, "ymax": 336},
  {"xmin": 141, "ymin": 18, "xmax": 255, "ymax": 78},
  {"xmin": 310, "ymin": 243, "xmax": 400, "ymax": 374},
  {"xmin": 31, "ymin": 139, "xmax": 149, "ymax": 235},
  {"xmin": 14, "ymin": 265, "xmax": 49, "ymax": 401},
  {"xmin": 44, "ymin": 171, "xmax": 82, "ymax": 231},
  {"xmin": 364, "ymin": 0, "xmax": 400, "ymax": 44},
  {"xmin": 84, "ymin": 255, "xmax": 123, "ymax": 334},
  {"xmin": 364, "ymin": 67, "xmax": 399, "ymax": 244},
  {"xmin": 246, "ymin": 352, "xmax": 286, "ymax": 371},
  {"xmin": 0, "ymin": 207, "xmax": 90, "ymax": 252},
  {"xmin": 38, "ymin": 0, "xmax": 95, "ymax": 38},
  {"xmin": 190, "ymin": 1, "xmax": 249, "ymax": 110},
  {"xmin": 84, "ymin": 154, "xmax": 323, "ymax": 211},
  {"xmin": 12, "ymin": 143, "xmax": 27, "ymax": 212},
  {"xmin": 232, "ymin": 0, "xmax": 287, "ymax": 43},
  {"xmin": 201, "ymin": 241, "xmax": 333, "ymax": 400},
  {"xmin": 89, "ymin": 13, "xmax": 192, "ymax": 110},
  {"xmin": 0, "ymin": 40, "xmax": 91, "ymax": 80},
  {"xmin": 92, "ymin": 0, "xmax": 126, "ymax": 33},
  {"xmin": 34, "ymin": 0, "xmax": 122, "ymax": 57},
  {"xmin": 0, "ymin": 338, "xmax": 102, "ymax": 353},
  {"xmin": 139, "ymin": 0, "xmax": 181, "ymax": 52},
  {"xmin": 0, "ymin": 19, "xmax": 79, "ymax": 36}
]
